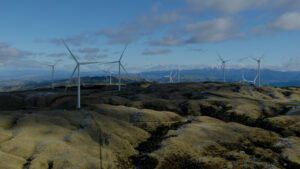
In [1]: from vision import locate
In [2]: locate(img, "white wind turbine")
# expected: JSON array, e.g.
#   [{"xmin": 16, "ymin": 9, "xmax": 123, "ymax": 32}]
[
  {"xmin": 238, "ymin": 57, "xmax": 251, "ymax": 84},
  {"xmin": 103, "ymin": 70, "xmax": 112, "ymax": 85},
  {"xmin": 106, "ymin": 45, "xmax": 128, "ymax": 91},
  {"xmin": 252, "ymin": 54, "xmax": 264, "ymax": 88},
  {"xmin": 177, "ymin": 65, "xmax": 181, "ymax": 83},
  {"xmin": 217, "ymin": 53, "xmax": 231, "ymax": 83},
  {"xmin": 166, "ymin": 69, "xmax": 176, "ymax": 83},
  {"xmin": 169, "ymin": 70, "xmax": 173, "ymax": 83},
  {"xmin": 47, "ymin": 60, "xmax": 61, "ymax": 89},
  {"xmin": 41, "ymin": 60, "xmax": 61, "ymax": 89},
  {"xmin": 163, "ymin": 69, "xmax": 174, "ymax": 83},
  {"xmin": 63, "ymin": 40, "xmax": 102, "ymax": 109},
  {"xmin": 242, "ymin": 72, "xmax": 258, "ymax": 85}
]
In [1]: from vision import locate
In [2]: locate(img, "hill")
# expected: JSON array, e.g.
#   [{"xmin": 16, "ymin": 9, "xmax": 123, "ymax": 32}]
[{"xmin": 0, "ymin": 82, "xmax": 299, "ymax": 168}]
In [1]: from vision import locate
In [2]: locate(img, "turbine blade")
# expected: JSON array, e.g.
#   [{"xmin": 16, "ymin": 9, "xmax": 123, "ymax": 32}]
[
  {"xmin": 254, "ymin": 74, "xmax": 258, "ymax": 83},
  {"xmin": 251, "ymin": 57, "xmax": 258, "ymax": 62},
  {"xmin": 62, "ymin": 40, "xmax": 79, "ymax": 63},
  {"xmin": 237, "ymin": 57, "xmax": 248, "ymax": 62},
  {"xmin": 70, "ymin": 64, "xmax": 78, "ymax": 79},
  {"xmin": 242, "ymin": 74, "xmax": 246, "ymax": 81},
  {"xmin": 105, "ymin": 61, "xmax": 119, "ymax": 64},
  {"xmin": 260, "ymin": 53, "xmax": 265, "ymax": 60},
  {"xmin": 65, "ymin": 64, "xmax": 78, "ymax": 92},
  {"xmin": 80, "ymin": 61, "xmax": 102, "ymax": 65},
  {"xmin": 216, "ymin": 52, "xmax": 224, "ymax": 62},
  {"xmin": 120, "ymin": 63, "xmax": 128, "ymax": 74},
  {"xmin": 39, "ymin": 62, "xmax": 51, "ymax": 67},
  {"xmin": 119, "ymin": 44, "xmax": 128, "ymax": 61}
]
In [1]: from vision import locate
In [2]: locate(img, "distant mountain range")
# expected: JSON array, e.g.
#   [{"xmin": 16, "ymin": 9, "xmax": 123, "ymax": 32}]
[
  {"xmin": 0, "ymin": 68, "xmax": 300, "ymax": 91},
  {"xmin": 140, "ymin": 68, "xmax": 300, "ymax": 86}
]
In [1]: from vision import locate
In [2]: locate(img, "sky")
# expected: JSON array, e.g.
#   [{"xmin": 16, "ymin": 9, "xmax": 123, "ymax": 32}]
[{"xmin": 1, "ymin": 0, "xmax": 300, "ymax": 74}]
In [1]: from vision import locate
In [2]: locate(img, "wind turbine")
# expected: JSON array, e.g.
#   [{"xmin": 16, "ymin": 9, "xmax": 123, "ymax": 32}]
[
  {"xmin": 242, "ymin": 72, "xmax": 258, "ymax": 85},
  {"xmin": 41, "ymin": 60, "xmax": 61, "ymax": 89},
  {"xmin": 63, "ymin": 40, "xmax": 102, "ymax": 109},
  {"xmin": 252, "ymin": 54, "xmax": 264, "ymax": 88},
  {"xmin": 177, "ymin": 65, "xmax": 181, "ymax": 83},
  {"xmin": 217, "ymin": 53, "xmax": 231, "ymax": 83},
  {"xmin": 106, "ymin": 45, "xmax": 128, "ymax": 91},
  {"xmin": 169, "ymin": 70, "xmax": 174, "ymax": 83},
  {"xmin": 103, "ymin": 70, "xmax": 112, "ymax": 85},
  {"xmin": 48, "ymin": 60, "xmax": 61, "ymax": 89},
  {"xmin": 238, "ymin": 57, "xmax": 250, "ymax": 85},
  {"xmin": 108, "ymin": 71, "xmax": 112, "ymax": 85}
]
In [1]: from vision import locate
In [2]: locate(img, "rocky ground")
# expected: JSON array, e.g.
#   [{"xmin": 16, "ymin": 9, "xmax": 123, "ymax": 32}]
[{"xmin": 0, "ymin": 82, "xmax": 299, "ymax": 169}]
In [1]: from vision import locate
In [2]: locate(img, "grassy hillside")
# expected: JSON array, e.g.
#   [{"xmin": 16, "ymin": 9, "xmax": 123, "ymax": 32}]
[{"xmin": 0, "ymin": 82, "xmax": 299, "ymax": 169}]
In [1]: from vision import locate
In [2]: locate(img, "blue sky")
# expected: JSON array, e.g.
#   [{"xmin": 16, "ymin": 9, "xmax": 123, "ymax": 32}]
[{"xmin": 1, "ymin": 0, "xmax": 300, "ymax": 73}]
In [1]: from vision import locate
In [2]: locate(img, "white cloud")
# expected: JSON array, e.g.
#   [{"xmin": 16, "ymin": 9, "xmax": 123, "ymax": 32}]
[
  {"xmin": 149, "ymin": 17, "xmax": 243, "ymax": 45},
  {"xmin": 254, "ymin": 11, "xmax": 300, "ymax": 33},
  {"xmin": 36, "ymin": 33, "xmax": 97, "ymax": 47},
  {"xmin": 185, "ymin": 17, "xmax": 244, "ymax": 43},
  {"xmin": 186, "ymin": 0, "xmax": 300, "ymax": 14},
  {"xmin": 46, "ymin": 53, "xmax": 66, "ymax": 58},
  {"xmin": 78, "ymin": 47, "xmax": 108, "ymax": 59},
  {"xmin": 78, "ymin": 47, "xmax": 100, "ymax": 54},
  {"xmin": 142, "ymin": 48, "xmax": 171, "ymax": 55},
  {"xmin": 0, "ymin": 42, "xmax": 33, "ymax": 63},
  {"xmin": 96, "ymin": 10, "xmax": 182, "ymax": 44},
  {"xmin": 150, "ymin": 34, "xmax": 184, "ymax": 46},
  {"xmin": 282, "ymin": 57, "xmax": 300, "ymax": 71},
  {"xmin": 186, "ymin": 0, "xmax": 268, "ymax": 13},
  {"xmin": 271, "ymin": 12, "xmax": 300, "ymax": 30}
]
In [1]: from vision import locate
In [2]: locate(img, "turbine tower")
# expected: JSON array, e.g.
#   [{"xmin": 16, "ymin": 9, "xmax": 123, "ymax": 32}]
[
  {"xmin": 47, "ymin": 60, "xmax": 61, "ymax": 89},
  {"xmin": 217, "ymin": 53, "xmax": 231, "ymax": 83},
  {"xmin": 63, "ymin": 40, "xmax": 101, "ymax": 109},
  {"xmin": 108, "ymin": 71, "xmax": 112, "ymax": 85},
  {"xmin": 103, "ymin": 70, "xmax": 112, "ymax": 85},
  {"xmin": 252, "ymin": 54, "xmax": 264, "ymax": 88},
  {"xmin": 41, "ymin": 60, "xmax": 61, "ymax": 89},
  {"xmin": 169, "ymin": 70, "xmax": 174, "ymax": 83},
  {"xmin": 177, "ymin": 65, "xmax": 181, "ymax": 83}
]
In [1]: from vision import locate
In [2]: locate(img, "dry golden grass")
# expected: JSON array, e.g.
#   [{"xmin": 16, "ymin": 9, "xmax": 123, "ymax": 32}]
[
  {"xmin": 0, "ymin": 103, "xmax": 186, "ymax": 169},
  {"xmin": 0, "ymin": 83, "xmax": 299, "ymax": 168},
  {"xmin": 153, "ymin": 116, "xmax": 286, "ymax": 169}
]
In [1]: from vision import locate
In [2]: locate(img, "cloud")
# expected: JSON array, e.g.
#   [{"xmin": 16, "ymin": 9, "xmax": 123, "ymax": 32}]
[
  {"xmin": 185, "ymin": 0, "xmax": 300, "ymax": 14},
  {"xmin": 34, "ymin": 0, "xmax": 300, "ymax": 50},
  {"xmin": 36, "ymin": 33, "xmax": 97, "ymax": 47},
  {"xmin": 78, "ymin": 47, "xmax": 109, "ymax": 59},
  {"xmin": 96, "ymin": 27, "xmax": 142, "ymax": 44},
  {"xmin": 46, "ymin": 52, "xmax": 66, "ymax": 58},
  {"xmin": 150, "ymin": 17, "xmax": 243, "ymax": 45},
  {"xmin": 186, "ymin": 0, "xmax": 267, "ymax": 13},
  {"xmin": 253, "ymin": 11, "xmax": 300, "ymax": 34},
  {"xmin": 185, "ymin": 17, "xmax": 244, "ymax": 43},
  {"xmin": 142, "ymin": 48, "xmax": 171, "ymax": 55},
  {"xmin": 0, "ymin": 42, "xmax": 34, "ymax": 63},
  {"xmin": 96, "ymin": 10, "xmax": 182, "ymax": 44},
  {"xmin": 188, "ymin": 48, "xmax": 208, "ymax": 52},
  {"xmin": 270, "ymin": 12, "xmax": 300, "ymax": 31},
  {"xmin": 78, "ymin": 47, "xmax": 100, "ymax": 54},
  {"xmin": 282, "ymin": 57, "xmax": 300, "ymax": 71},
  {"xmin": 150, "ymin": 34, "xmax": 184, "ymax": 46}
]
